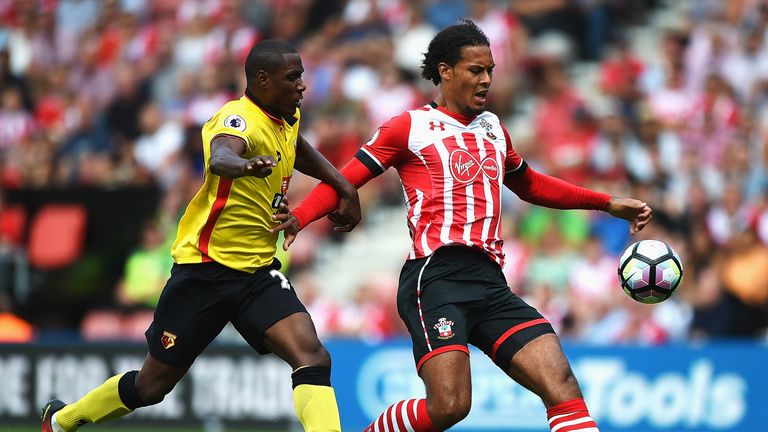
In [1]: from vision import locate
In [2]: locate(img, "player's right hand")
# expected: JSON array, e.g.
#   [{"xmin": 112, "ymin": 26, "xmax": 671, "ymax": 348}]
[
  {"xmin": 332, "ymin": 185, "xmax": 361, "ymax": 232},
  {"xmin": 243, "ymin": 156, "xmax": 277, "ymax": 177},
  {"xmin": 607, "ymin": 197, "xmax": 653, "ymax": 235}
]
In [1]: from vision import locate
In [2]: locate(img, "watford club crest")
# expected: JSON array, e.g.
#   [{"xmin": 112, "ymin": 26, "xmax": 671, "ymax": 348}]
[
  {"xmin": 433, "ymin": 317, "xmax": 455, "ymax": 340},
  {"xmin": 161, "ymin": 331, "xmax": 177, "ymax": 349}
]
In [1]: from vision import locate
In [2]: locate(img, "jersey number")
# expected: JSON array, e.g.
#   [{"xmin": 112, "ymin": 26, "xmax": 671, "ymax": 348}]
[
  {"xmin": 271, "ymin": 193, "xmax": 284, "ymax": 209},
  {"xmin": 269, "ymin": 270, "xmax": 291, "ymax": 290}
]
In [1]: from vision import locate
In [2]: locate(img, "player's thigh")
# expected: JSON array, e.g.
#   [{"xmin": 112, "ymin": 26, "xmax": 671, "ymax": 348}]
[
  {"xmin": 145, "ymin": 263, "xmax": 238, "ymax": 368},
  {"xmin": 230, "ymin": 264, "xmax": 315, "ymax": 365},
  {"xmin": 469, "ymin": 288, "xmax": 579, "ymax": 405},
  {"xmin": 420, "ymin": 350, "xmax": 472, "ymax": 416},
  {"xmin": 469, "ymin": 286, "xmax": 554, "ymax": 371}
]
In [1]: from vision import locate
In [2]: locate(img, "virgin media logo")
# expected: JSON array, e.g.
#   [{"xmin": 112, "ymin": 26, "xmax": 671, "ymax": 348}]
[{"xmin": 449, "ymin": 149, "xmax": 499, "ymax": 183}]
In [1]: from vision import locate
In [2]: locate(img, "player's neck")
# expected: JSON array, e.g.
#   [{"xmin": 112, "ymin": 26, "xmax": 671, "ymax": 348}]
[
  {"xmin": 244, "ymin": 88, "xmax": 284, "ymax": 122},
  {"xmin": 431, "ymin": 96, "xmax": 476, "ymax": 125}
]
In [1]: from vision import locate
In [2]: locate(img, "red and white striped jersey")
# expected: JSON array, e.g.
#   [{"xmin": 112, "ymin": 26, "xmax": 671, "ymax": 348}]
[{"xmin": 355, "ymin": 102, "xmax": 524, "ymax": 266}]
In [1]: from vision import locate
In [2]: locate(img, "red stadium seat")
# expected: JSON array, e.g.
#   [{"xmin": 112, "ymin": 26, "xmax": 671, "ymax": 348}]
[
  {"xmin": 27, "ymin": 204, "xmax": 87, "ymax": 269},
  {"xmin": 0, "ymin": 205, "xmax": 27, "ymax": 246}
]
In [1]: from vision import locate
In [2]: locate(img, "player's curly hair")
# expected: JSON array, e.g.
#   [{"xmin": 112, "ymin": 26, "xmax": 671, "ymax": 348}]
[
  {"xmin": 421, "ymin": 19, "xmax": 489, "ymax": 86},
  {"xmin": 245, "ymin": 39, "xmax": 297, "ymax": 85}
]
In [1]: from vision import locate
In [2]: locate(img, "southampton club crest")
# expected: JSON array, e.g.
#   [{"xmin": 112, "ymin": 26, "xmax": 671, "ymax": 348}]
[
  {"xmin": 479, "ymin": 118, "xmax": 497, "ymax": 140},
  {"xmin": 433, "ymin": 317, "xmax": 455, "ymax": 340}
]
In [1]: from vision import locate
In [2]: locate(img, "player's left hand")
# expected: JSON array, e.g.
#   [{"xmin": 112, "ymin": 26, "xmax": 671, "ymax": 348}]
[
  {"xmin": 270, "ymin": 211, "xmax": 301, "ymax": 250},
  {"xmin": 276, "ymin": 197, "xmax": 290, "ymax": 214},
  {"xmin": 607, "ymin": 197, "xmax": 652, "ymax": 235}
]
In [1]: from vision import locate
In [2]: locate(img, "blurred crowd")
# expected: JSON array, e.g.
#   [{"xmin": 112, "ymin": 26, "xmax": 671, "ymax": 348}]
[{"xmin": 0, "ymin": 0, "xmax": 767, "ymax": 345}]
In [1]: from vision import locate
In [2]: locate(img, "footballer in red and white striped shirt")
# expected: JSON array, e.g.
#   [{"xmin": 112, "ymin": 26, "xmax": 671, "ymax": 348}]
[{"xmin": 274, "ymin": 20, "xmax": 652, "ymax": 432}]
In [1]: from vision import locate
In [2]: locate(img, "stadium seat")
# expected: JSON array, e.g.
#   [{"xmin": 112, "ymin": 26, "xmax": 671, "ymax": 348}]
[
  {"xmin": 80, "ymin": 310, "xmax": 124, "ymax": 341},
  {"xmin": 27, "ymin": 204, "xmax": 87, "ymax": 269},
  {"xmin": 0, "ymin": 205, "xmax": 27, "ymax": 246}
]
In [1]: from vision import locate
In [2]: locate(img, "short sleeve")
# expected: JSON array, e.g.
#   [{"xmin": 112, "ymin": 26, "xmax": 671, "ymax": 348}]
[
  {"xmin": 205, "ymin": 102, "xmax": 258, "ymax": 153},
  {"xmin": 502, "ymin": 124, "xmax": 525, "ymax": 173},
  {"xmin": 355, "ymin": 112, "xmax": 411, "ymax": 176}
]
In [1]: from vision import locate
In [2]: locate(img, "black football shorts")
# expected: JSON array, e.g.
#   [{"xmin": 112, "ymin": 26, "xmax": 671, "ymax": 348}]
[
  {"xmin": 397, "ymin": 245, "xmax": 554, "ymax": 371},
  {"xmin": 145, "ymin": 259, "xmax": 307, "ymax": 367}
]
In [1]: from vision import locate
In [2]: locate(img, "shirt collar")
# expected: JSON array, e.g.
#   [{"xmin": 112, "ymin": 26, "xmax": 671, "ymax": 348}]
[
  {"xmin": 428, "ymin": 101, "xmax": 476, "ymax": 126},
  {"xmin": 244, "ymin": 88, "xmax": 298, "ymax": 126}
]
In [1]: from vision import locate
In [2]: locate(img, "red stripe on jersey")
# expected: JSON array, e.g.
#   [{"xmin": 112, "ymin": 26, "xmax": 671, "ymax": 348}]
[
  {"xmin": 446, "ymin": 135, "xmax": 469, "ymax": 242},
  {"xmin": 465, "ymin": 133, "xmax": 490, "ymax": 248},
  {"xmin": 480, "ymin": 134, "xmax": 504, "ymax": 264},
  {"xmin": 199, "ymin": 178, "xmax": 233, "ymax": 261},
  {"xmin": 416, "ymin": 144, "xmax": 446, "ymax": 256}
]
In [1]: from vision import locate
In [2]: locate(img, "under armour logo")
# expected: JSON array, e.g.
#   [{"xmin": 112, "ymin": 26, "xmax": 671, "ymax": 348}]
[{"xmin": 429, "ymin": 121, "xmax": 445, "ymax": 131}]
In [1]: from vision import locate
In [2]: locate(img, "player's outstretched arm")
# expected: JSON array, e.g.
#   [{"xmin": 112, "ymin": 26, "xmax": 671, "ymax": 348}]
[
  {"xmin": 271, "ymin": 156, "xmax": 377, "ymax": 250},
  {"xmin": 504, "ymin": 164, "xmax": 652, "ymax": 234},
  {"xmin": 210, "ymin": 135, "xmax": 276, "ymax": 178},
  {"xmin": 606, "ymin": 197, "xmax": 653, "ymax": 235},
  {"xmin": 293, "ymin": 134, "xmax": 361, "ymax": 231},
  {"xmin": 504, "ymin": 163, "xmax": 611, "ymax": 210}
]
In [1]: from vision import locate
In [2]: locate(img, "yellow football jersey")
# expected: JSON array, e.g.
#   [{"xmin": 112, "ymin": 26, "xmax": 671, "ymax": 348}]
[{"xmin": 171, "ymin": 94, "xmax": 298, "ymax": 272}]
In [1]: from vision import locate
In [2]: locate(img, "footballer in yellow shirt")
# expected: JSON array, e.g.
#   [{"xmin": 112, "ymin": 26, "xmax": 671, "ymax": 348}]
[{"xmin": 42, "ymin": 40, "xmax": 360, "ymax": 432}]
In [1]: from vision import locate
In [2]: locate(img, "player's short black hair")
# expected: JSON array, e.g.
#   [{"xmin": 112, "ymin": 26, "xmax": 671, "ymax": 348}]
[
  {"xmin": 244, "ymin": 39, "xmax": 297, "ymax": 84},
  {"xmin": 421, "ymin": 19, "xmax": 489, "ymax": 86}
]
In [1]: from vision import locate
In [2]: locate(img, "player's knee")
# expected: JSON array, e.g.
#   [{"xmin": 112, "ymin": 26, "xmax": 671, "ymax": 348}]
[
  {"xmin": 428, "ymin": 393, "xmax": 471, "ymax": 428},
  {"xmin": 136, "ymin": 377, "xmax": 177, "ymax": 405},
  {"xmin": 296, "ymin": 342, "xmax": 331, "ymax": 369},
  {"xmin": 540, "ymin": 366, "xmax": 581, "ymax": 405},
  {"xmin": 554, "ymin": 366, "xmax": 579, "ymax": 390}
]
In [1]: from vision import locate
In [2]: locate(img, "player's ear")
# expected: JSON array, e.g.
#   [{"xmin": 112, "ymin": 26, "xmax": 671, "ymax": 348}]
[
  {"xmin": 256, "ymin": 69, "xmax": 270, "ymax": 88},
  {"xmin": 438, "ymin": 62, "xmax": 452, "ymax": 82}
]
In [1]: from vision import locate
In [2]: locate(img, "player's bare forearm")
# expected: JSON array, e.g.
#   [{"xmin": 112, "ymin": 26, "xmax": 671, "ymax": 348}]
[
  {"xmin": 295, "ymin": 135, "xmax": 361, "ymax": 231},
  {"xmin": 294, "ymin": 135, "xmax": 356, "ymax": 197},
  {"xmin": 210, "ymin": 136, "xmax": 275, "ymax": 178}
]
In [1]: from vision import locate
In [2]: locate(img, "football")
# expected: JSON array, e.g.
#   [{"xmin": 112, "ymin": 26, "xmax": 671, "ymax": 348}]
[{"xmin": 618, "ymin": 240, "xmax": 683, "ymax": 304}]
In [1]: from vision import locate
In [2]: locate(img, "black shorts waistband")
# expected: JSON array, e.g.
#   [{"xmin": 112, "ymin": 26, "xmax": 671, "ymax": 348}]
[{"xmin": 172, "ymin": 258, "xmax": 282, "ymax": 277}]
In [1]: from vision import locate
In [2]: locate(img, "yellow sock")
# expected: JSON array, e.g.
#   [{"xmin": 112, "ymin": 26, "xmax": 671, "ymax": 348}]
[
  {"xmin": 293, "ymin": 384, "xmax": 342, "ymax": 432},
  {"xmin": 54, "ymin": 373, "xmax": 132, "ymax": 431}
]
